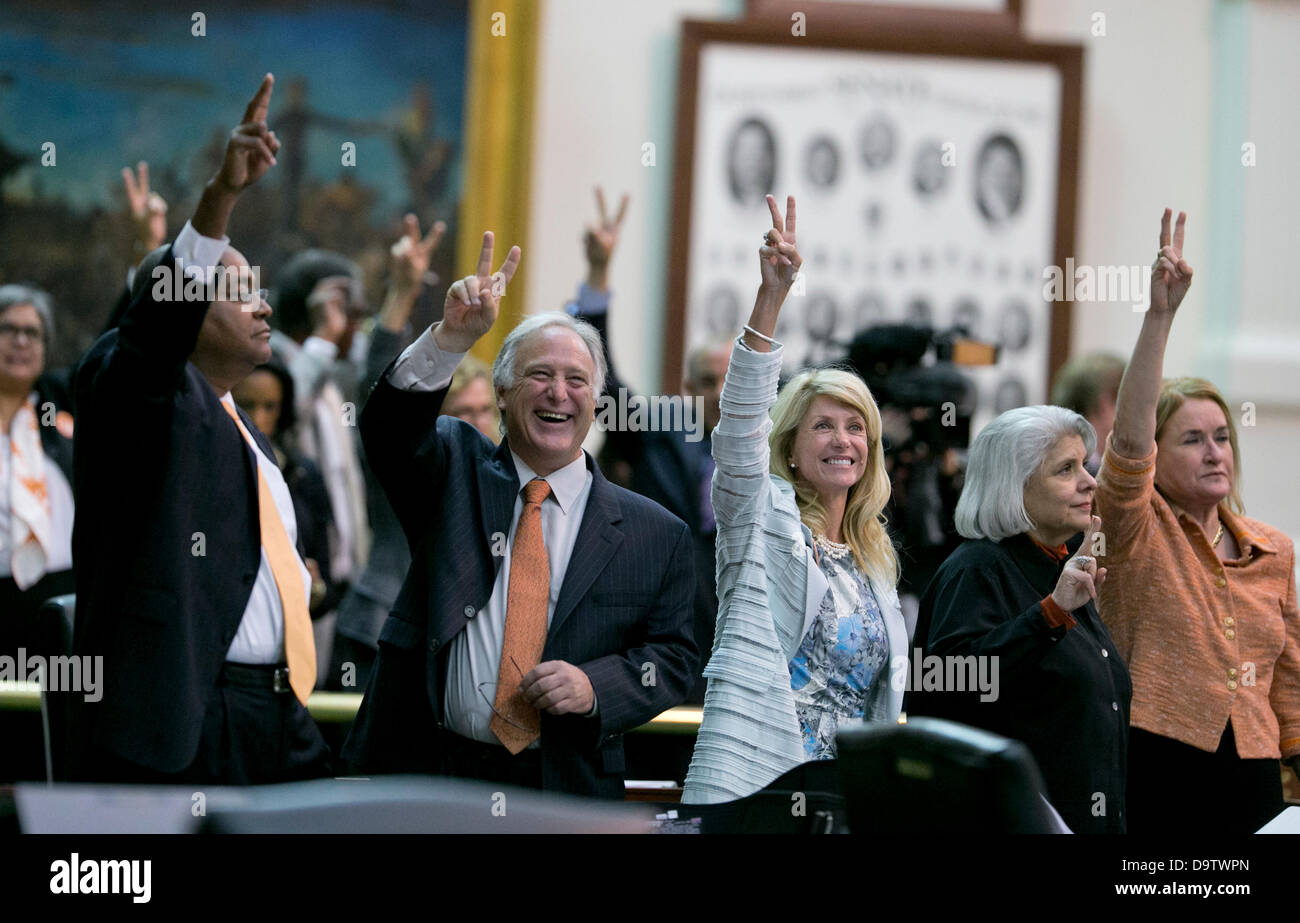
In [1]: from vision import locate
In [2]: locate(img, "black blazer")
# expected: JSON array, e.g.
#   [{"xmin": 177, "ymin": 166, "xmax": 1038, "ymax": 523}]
[
  {"xmin": 342, "ymin": 371, "xmax": 699, "ymax": 798},
  {"xmin": 906, "ymin": 534, "xmax": 1132, "ymax": 834},
  {"xmin": 70, "ymin": 244, "xmax": 278, "ymax": 774}
]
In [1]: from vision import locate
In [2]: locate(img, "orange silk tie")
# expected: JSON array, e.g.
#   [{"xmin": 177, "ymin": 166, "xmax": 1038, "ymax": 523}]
[
  {"xmin": 491, "ymin": 478, "xmax": 552, "ymax": 753},
  {"xmin": 222, "ymin": 402, "xmax": 316, "ymax": 705}
]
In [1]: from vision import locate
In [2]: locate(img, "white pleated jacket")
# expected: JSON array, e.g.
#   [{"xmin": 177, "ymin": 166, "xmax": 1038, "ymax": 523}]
[{"xmin": 681, "ymin": 337, "xmax": 907, "ymax": 805}]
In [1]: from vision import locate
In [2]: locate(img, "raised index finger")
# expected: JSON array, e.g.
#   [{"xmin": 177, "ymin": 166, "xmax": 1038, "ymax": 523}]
[
  {"xmin": 1173, "ymin": 211, "xmax": 1186, "ymax": 252},
  {"xmin": 1081, "ymin": 514, "xmax": 1101, "ymax": 551},
  {"xmin": 476, "ymin": 230, "xmax": 495, "ymax": 279},
  {"xmin": 595, "ymin": 186, "xmax": 609, "ymax": 227},
  {"xmin": 1159, "ymin": 208, "xmax": 1172, "ymax": 250},
  {"xmin": 242, "ymin": 73, "xmax": 275, "ymax": 126}
]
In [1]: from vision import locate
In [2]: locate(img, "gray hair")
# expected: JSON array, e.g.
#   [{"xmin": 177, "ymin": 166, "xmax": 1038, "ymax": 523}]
[
  {"xmin": 0, "ymin": 284, "xmax": 55, "ymax": 351},
  {"xmin": 955, "ymin": 405, "xmax": 1097, "ymax": 540},
  {"xmin": 491, "ymin": 312, "xmax": 607, "ymax": 437}
]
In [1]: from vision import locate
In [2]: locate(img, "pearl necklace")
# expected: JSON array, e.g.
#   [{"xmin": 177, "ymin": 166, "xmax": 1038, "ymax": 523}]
[{"xmin": 813, "ymin": 533, "xmax": 851, "ymax": 560}]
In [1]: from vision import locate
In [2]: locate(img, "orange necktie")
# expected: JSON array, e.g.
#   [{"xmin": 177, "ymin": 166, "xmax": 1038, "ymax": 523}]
[
  {"xmin": 222, "ymin": 401, "xmax": 316, "ymax": 705},
  {"xmin": 491, "ymin": 478, "xmax": 551, "ymax": 753}
]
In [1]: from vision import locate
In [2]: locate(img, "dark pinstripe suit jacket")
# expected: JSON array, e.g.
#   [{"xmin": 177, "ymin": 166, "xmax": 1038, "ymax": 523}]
[{"xmin": 341, "ymin": 373, "xmax": 698, "ymax": 798}]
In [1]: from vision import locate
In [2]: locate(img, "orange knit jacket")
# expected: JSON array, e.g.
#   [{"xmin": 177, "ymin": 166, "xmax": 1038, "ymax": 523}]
[{"xmin": 1096, "ymin": 437, "xmax": 1300, "ymax": 760}]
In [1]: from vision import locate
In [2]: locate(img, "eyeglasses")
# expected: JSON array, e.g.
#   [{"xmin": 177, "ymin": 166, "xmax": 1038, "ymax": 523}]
[
  {"xmin": 238, "ymin": 288, "xmax": 270, "ymax": 310},
  {"xmin": 475, "ymin": 656, "xmax": 534, "ymax": 732},
  {"xmin": 0, "ymin": 323, "xmax": 43, "ymax": 344}
]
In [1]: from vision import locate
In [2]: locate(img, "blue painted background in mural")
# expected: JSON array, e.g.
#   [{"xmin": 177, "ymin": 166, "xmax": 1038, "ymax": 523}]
[{"xmin": 0, "ymin": 1, "xmax": 470, "ymax": 364}]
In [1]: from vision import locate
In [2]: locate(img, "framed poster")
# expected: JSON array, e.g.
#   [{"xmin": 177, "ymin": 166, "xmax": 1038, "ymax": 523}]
[{"xmin": 665, "ymin": 20, "xmax": 1082, "ymax": 426}]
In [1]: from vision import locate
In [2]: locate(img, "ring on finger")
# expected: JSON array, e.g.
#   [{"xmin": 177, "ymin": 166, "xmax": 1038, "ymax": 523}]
[{"xmin": 1072, "ymin": 555, "xmax": 1093, "ymax": 569}]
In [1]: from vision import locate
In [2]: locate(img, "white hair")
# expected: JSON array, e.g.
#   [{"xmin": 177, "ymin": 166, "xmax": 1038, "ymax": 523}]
[
  {"xmin": 491, "ymin": 312, "xmax": 607, "ymax": 437},
  {"xmin": 955, "ymin": 405, "xmax": 1097, "ymax": 540}
]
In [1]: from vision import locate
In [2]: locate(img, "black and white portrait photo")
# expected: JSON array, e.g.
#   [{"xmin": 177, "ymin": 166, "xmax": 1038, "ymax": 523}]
[
  {"xmin": 858, "ymin": 114, "xmax": 897, "ymax": 171},
  {"xmin": 974, "ymin": 133, "xmax": 1025, "ymax": 225},
  {"xmin": 726, "ymin": 116, "xmax": 777, "ymax": 206},
  {"xmin": 998, "ymin": 298, "xmax": 1032, "ymax": 352},
  {"xmin": 911, "ymin": 139, "xmax": 950, "ymax": 199},
  {"xmin": 804, "ymin": 135, "xmax": 842, "ymax": 189}
]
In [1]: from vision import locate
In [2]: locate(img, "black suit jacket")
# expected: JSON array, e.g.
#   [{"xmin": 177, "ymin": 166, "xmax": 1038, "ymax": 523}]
[
  {"xmin": 342, "ymin": 371, "xmax": 699, "ymax": 798},
  {"xmin": 70, "ymin": 245, "xmax": 278, "ymax": 774}
]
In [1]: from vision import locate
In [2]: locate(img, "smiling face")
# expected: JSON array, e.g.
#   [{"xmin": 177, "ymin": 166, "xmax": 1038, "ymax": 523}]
[
  {"xmin": 789, "ymin": 395, "xmax": 871, "ymax": 505},
  {"xmin": 1155, "ymin": 398, "xmax": 1235, "ymax": 513},
  {"xmin": 1022, "ymin": 433, "xmax": 1096, "ymax": 545},
  {"xmin": 191, "ymin": 247, "xmax": 273, "ymax": 387},
  {"xmin": 0, "ymin": 302, "xmax": 45, "ymax": 395},
  {"xmin": 498, "ymin": 325, "xmax": 597, "ymax": 476}
]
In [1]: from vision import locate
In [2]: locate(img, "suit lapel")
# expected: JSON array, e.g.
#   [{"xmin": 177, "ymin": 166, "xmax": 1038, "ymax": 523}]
[
  {"xmin": 479, "ymin": 438, "xmax": 520, "ymax": 576},
  {"xmin": 549, "ymin": 454, "xmax": 623, "ymax": 639}
]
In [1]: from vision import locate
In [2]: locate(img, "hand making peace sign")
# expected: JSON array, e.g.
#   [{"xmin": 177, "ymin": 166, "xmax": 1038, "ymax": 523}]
[
  {"xmin": 390, "ymin": 212, "xmax": 447, "ymax": 298},
  {"xmin": 759, "ymin": 194, "xmax": 801, "ymax": 291},
  {"xmin": 1150, "ymin": 208, "xmax": 1194, "ymax": 316},
  {"xmin": 435, "ymin": 231, "xmax": 522, "ymax": 354}
]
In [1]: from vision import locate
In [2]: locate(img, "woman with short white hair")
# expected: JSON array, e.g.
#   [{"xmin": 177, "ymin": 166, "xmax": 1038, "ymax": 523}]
[{"xmin": 907, "ymin": 403, "xmax": 1132, "ymax": 834}]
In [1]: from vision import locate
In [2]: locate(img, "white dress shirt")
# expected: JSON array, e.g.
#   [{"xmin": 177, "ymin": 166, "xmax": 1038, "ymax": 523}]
[
  {"xmin": 390, "ymin": 326, "xmax": 596, "ymax": 743},
  {"xmin": 172, "ymin": 220, "xmax": 312, "ymax": 664}
]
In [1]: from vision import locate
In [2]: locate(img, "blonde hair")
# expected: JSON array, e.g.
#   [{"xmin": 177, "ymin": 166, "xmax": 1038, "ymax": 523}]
[
  {"xmin": 768, "ymin": 367, "xmax": 898, "ymax": 585},
  {"xmin": 449, "ymin": 354, "xmax": 493, "ymax": 401},
  {"xmin": 1154, "ymin": 377, "xmax": 1244, "ymax": 514}
]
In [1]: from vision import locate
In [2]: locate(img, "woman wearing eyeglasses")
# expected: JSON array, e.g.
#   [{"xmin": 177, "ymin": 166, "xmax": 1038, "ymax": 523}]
[{"xmin": 0, "ymin": 285, "xmax": 77, "ymax": 780}]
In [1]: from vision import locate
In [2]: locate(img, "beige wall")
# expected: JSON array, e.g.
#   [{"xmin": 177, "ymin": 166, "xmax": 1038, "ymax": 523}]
[{"xmin": 525, "ymin": 0, "xmax": 1299, "ymax": 548}]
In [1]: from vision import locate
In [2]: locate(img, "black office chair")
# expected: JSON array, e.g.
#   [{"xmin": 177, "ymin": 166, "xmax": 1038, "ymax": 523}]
[
  {"xmin": 36, "ymin": 594, "xmax": 76, "ymax": 783},
  {"xmin": 675, "ymin": 758, "xmax": 849, "ymax": 834},
  {"xmin": 836, "ymin": 717, "xmax": 1061, "ymax": 834}
]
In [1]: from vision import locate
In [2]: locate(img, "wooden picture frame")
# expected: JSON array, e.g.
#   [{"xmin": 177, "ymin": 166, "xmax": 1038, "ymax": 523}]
[
  {"xmin": 746, "ymin": 0, "xmax": 1022, "ymax": 35},
  {"xmin": 665, "ymin": 19, "xmax": 1082, "ymax": 422}
]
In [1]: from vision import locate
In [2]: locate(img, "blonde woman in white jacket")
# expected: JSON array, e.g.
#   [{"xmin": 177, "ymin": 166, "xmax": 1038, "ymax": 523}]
[{"xmin": 683, "ymin": 195, "xmax": 906, "ymax": 805}]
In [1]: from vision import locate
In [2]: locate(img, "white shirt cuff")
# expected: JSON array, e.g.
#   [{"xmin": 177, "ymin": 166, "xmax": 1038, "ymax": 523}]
[
  {"xmin": 173, "ymin": 220, "xmax": 230, "ymax": 278},
  {"xmin": 302, "ymin": 335, "xmax": 339, "ymax": 362},
  {"xmin": 389, "ymin": 324, "xmax": 467, "ymax": 392}
]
